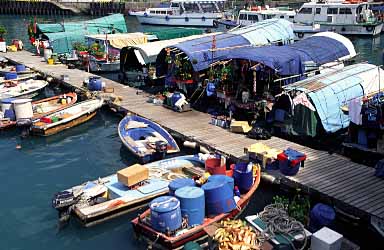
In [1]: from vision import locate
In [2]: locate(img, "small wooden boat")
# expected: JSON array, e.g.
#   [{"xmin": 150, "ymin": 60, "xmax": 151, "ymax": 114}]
[
  {"xmin": 0, "ymin": 66, "xmax": 34, "ymax": 75},
  {"xmin": 118, "ymin": 115, "xmax": 180, "ymax": 163},
  {"xmin": 131, "ymin": 165, "xmax": 261, "ymax": 250},
  {"xmin": 30, "ymin": 98, "xmax": 103, "ymax": 136},
  {"xmin": 0, "ymin": 93, "xmax": 77, "ymax": 130},
  {"xmin": 52, "ymin": 155, "xmax": 205, "ymax": 227},
  {"xmin": 0, "ymin": 79, "xmax": 48, "ymax": 100}
]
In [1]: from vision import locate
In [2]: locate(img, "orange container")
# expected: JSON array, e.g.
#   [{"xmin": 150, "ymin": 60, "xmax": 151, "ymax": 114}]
[{"xmin": 205, "ymin": 158, "xmax": 226, "ymax": 175}]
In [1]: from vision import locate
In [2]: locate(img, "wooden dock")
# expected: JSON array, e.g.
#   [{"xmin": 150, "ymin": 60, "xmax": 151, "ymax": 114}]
[{"xmin": 2, "ymin": 51, "xmax": 384, "ymax": 223}]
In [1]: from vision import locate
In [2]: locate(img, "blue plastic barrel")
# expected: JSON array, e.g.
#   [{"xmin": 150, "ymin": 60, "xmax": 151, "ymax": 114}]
[
  {"xmin": 208, "ymin": 175, "xmax": 234, "ymax": 191},
  {"xmin": 171, "ymin": 92, "xmax": 182, "ymax": 107},
  {"xmin": 88, "ymin": 76, "xmax": 103, "ymax": 91},
  {"xmin": 150, "ymin": 196, "xmax": 182, "ymax": 232},
  {"xmin": 15, "ymin": 64, "xmax": 26, "ymax": 72},
  {"xmin": 309, "ymin": 203, "xmax": 335, "ymax": 232},
  {"xmin": 4, "ymin": 72, "xmax": 17, "ymax": 80},
  {"xmin": 168, "ymin": 178, "xmax": 195, "ymax": 196},
  {"xmin": 1, "ymin": 98, "xmax": 16, "ymax": 121},
  {"xmin": 202, "ymin": 181, "xmax": 236, "ymax": 216},
  {"xmin": 233, "ymin": 162, "xmax": 253, "ymax": 194},
  {"xmin": 175, "ymin": 186, "xmax": 205, "ymax": 226}
]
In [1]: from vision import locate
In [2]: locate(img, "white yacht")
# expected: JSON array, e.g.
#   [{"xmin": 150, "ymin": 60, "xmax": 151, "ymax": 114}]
[
  {"xmin": 294, "ymin": 0, "xmax": 383, "ymax": 36},
  {"xmin": 129, "ymin": 0, "xmax": 226, "ymax": 27},
  {"xmin": 237, "ymin": 6, "xmax": 296, "ymax": 26}
]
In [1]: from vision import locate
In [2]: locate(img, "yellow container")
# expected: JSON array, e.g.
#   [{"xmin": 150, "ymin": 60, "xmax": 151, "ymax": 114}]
[{"xmin": 47, "ymin": 58, "xmax": 54, "ymax": 65}]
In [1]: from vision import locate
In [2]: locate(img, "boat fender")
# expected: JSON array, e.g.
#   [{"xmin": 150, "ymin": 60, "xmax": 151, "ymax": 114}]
[
  {"xmin": 213, "ymin": 20, "xmax": 218, "ymax": 28},
  {"xmin": 341, "ymin": 27, "xmax": 346, "ymax": 32},
  {"xmin": 297, "ymin": 32, "xmax": 304, "ymax": 38},
  {"xmin": 165, "ymin": 15, "xmax": 170, "ymax": 21},
  {"xmin": 185, "ymin": 17, "xmax": 189, "ymax": 22},
  {"xmin": 144, "ymin": 12, "xmax": 148, "ymax": 17},
  {"xmin": 202, "ymin": 16, "xmax": 206, "ymax": 22},
  {"xmin": 366, "ymin": 26, "xmax": 374, "ymax": 32}
]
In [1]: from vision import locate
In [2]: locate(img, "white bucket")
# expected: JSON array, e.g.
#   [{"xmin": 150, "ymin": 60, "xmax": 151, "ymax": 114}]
[
  {"xmin": 12, "ymin": 99, "xmax": 33, "ymax": 120},
  {"xmin": 44, "ymin": 48, "xmax": 53, "ymax": 61}
]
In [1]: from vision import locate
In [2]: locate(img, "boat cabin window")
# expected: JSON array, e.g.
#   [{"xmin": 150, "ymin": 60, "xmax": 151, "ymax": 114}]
[
  {"xmin": 339, "ymin": 8, "xmax": 352, "ymax": 14},
  {"xmin": 289, "ymin": 16, "xmax": 294, "ymax": 19},
  {"xmin": 200, "ymin": 3, "xmax": 217, "ymax": 13},
  {"xmin": 248, "ymin": 15, "xmax": 259, "ymax": 21},
  {"xmin": 239, "ymin": 13, "xmax": 247, "ymax": 20},
  {"xmin": 299, "ymin": 8, "xmax": 313, "ymax": 14},
  {"xmin": 183, "ymin": 3, "xmax": 200, "ymax": 13},
  {"xmin": 327, "ymin": 8, "xmax": 338, "ymax": 14},
  {"xmin": 171, "ymin": 3, "xmax": 179, "ymax": 8},
  {"xmin": 315, "ymin": 8, "xmax": 321, "ymax": 14},
  {"xmin": 150, "ymin": 10, "xmax": 156, "ymax": 14},
  {"xmin": 280, "ymin": 15, "xmax": 285, "ymax": 18},
  {"xmin": 217, "ymin": 2, "xmax": 224, "ymax": 12}
]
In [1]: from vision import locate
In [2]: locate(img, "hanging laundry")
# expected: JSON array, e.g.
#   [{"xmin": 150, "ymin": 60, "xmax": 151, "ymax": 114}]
[
  {"xmin": 292, "ymin": 93, "xmax": 316, "ymax": 111},
  {"xmin": 348, "ymin": 97, "xmax": 362, "ymax": 125}
]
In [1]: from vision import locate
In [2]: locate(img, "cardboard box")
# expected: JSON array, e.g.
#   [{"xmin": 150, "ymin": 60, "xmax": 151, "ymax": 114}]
[
  {"xmin": 117, "ymin": 164, "xmax": 149, "ymax": 187},
  {"xmin": 245, "ymin": 143, "xmax": 282, "ymax": 168}
]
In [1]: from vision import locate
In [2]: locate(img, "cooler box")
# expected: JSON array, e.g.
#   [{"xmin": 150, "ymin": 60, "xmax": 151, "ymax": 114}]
[
  {"xmin": 311, "ymin": 227, "xmax": 343, "ymax": 250},
  {"xmin": 117, "ymin": 164, "xmax": 149, "ymax": 187},
  {"xmin": 277, "ymin": 148, "xmax": 306, "ymax": 176}
]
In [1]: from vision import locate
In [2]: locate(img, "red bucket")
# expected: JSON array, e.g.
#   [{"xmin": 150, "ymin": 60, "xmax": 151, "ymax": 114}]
[{"xmin": 205, "ymin": 158, "xmax": 226, "ymax": 175}]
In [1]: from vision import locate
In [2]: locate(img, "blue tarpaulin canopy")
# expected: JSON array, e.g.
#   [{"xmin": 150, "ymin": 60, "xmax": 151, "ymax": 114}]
[
  {"xmin": 159, "ymin": 19, "xmax": 295, "ymax": 74},
  {"xmin": 370, "ymin": 5, "xmax": 384, "ymax": 11}
]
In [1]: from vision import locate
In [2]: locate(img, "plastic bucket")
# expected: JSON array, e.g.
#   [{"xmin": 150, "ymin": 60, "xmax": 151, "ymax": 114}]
[
  {"xmin": 168, "ymin": 178, "xmax": 195, "ymax": 196},
  {"xmin": 12, "ymin": 99, "xmax": 33, "ymax": 120},
  {"xmin": 175, "ymin": 186, "xmax": 205, "ymax": 226},
  {"xmin": 15, "ymin": 64, "xmax": 26, "ymax": 72},
  {"xmin": 232, "ymin": 162, "xmax": 253, "ymax": 194},
  {"xmin": 88, "ymin": 76, "xmax": 103, "ymax": 91},
  {"xmin": 171, "ymin": 92, "xmax": 182, "ymax": 107},
  {"xmin": 202, "ymin": 181, "xmax": 236, "ymax": 216},
  {"xmin": 205, "ymin": 158, "xmax": 226, "ymax": 175},
  {"xmin": 47, "ymin": 58, "xmax": 54, "ymax": 65},
  {"xmin": 208, "ymin": 175, "xmax": 234, "ymax": 191}
]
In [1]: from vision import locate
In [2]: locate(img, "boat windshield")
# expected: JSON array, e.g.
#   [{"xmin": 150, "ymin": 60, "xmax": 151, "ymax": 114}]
[
  {"xmin": 200, "ymin": 2, "xmax": 218, "ymax": 13},
  {"xmin": 183, "ymin": 2, "xmax": 200, "ymax": 13}
]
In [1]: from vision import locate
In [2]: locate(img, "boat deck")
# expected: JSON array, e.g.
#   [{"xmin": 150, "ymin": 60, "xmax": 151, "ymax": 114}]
[{"xmin": 2, "ymin": 50, "xmax": 384, "ymax": 222}]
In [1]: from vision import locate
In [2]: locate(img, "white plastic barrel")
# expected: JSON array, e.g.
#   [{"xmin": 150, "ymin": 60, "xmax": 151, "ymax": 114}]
[
  {"xmin": 44, "ymin": 48, "xmax": 53, "ymax": 61},
  {"xmin": 12, "ymin": 99, "xmax": 33, "ymax": 120}
]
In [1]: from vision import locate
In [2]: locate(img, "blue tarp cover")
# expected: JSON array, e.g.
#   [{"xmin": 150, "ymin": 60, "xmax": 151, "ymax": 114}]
[
  {"xmin": 370, "ymin": 5, "xmax": 384, "ymax": 11},
  {"xmin": 202, "ymin": 35, "xmax": 349, "ymax": 76}
]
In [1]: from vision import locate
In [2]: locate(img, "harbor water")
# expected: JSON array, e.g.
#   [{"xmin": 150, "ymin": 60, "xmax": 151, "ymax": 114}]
[{"xmin": 0, "ymin": 14, "xmax": 384, "ymax": 250}]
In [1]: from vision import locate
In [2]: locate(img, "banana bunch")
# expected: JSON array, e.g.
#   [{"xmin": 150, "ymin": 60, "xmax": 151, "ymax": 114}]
[{"xmin": 213, "ymin": 219, "xmax": 262, "ymax": 250}]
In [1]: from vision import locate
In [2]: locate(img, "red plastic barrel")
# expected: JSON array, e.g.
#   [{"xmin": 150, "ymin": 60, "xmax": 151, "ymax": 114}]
[{"xmin": 205, "ymin": 158, "xmax": 226, "ymax": 175}]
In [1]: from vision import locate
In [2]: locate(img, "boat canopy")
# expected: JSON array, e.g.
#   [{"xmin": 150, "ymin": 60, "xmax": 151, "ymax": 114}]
[
  {"xmin": 85, "ymin": 33, "xmax": 149, "ymax": 50},
  {"xmin": 38, "ymin": 14, "xmax": 128, "ymax": 54},
  {"xmin": 120, "ymin": 33, "xmax": 215, "ymax": 71},
  {"xmin": 158, "ymin": 19, "xmax": 295, "ymax": 73},
  {"xmin": 284, "ymin": 63, "xmax": 384, "ymax": 133},
  {"xmin": 37, "ymin": 14, "xmax": 127, "ymax": 34},
  {"xmin": 209, "ymin": 32, "xmax": 355, "ymax": 77}
]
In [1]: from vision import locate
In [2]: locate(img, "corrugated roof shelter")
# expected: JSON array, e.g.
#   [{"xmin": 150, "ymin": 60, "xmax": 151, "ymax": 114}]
[
  {"xmin": 284, "ymin": 63, "xmax": 384, "ymax": 134},
  {"xmin": 157, "ymin": 19, "xmax": 295, "ymax": 74}
]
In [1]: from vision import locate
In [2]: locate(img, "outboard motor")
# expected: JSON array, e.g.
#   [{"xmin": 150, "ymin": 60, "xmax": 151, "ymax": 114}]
[
  {"xmin": 153, "ymin": 141, "xmax": 168, "ymax": 160},
  {"xmin": 52, "ymin": 190, "xmax": 77, "ymax": 210}
]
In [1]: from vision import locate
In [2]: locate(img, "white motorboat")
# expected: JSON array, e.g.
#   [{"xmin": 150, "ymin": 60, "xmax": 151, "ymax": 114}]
[
  {"xmin": 294, "ymin": 0, "xmax": 383, "ymax": 36},
  {"xmin": 129, "ymin": 0, "xmax": 226, "ymax": 27}
]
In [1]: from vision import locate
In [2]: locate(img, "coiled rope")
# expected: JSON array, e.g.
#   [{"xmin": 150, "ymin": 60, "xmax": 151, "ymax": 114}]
[{"xmin": 258, "ymin": 203, "xmax": 307, "ymax": 250}]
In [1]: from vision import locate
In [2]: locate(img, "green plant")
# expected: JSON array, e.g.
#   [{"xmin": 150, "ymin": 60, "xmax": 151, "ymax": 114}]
[
  {"xmin": 272, "ymin": 192, "xmax": 310, "ymax": 226},
  {"xmin": 273, "ymin": 195, "xmax": 289, "ymax": 211},
  {"xmin": 72, "ymin": 42, "xmax": 87, "ymax": 52},
  {"xmin": 0, "ymin": 25, "xmax": 7, "ymax": 41}
]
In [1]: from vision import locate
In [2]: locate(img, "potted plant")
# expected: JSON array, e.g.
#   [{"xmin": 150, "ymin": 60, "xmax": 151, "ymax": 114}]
[
  {"xmin": 0, "ymin": 25, "xmax": 7, "ymax": 42},
  {"xmin": 72, "ymin": 42, "xmax": 88, "ymax": 55}
]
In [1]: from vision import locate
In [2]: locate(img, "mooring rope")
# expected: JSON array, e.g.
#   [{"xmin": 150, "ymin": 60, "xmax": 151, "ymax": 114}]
[{"xmin": 258, "ymin": 203, "xmax": 307, "ymax": 250}]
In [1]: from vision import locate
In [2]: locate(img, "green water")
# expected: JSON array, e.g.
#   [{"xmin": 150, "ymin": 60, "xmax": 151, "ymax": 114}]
[{"xmin": 0, "ymin": 14, "xmax": 383, "ymax": 250}]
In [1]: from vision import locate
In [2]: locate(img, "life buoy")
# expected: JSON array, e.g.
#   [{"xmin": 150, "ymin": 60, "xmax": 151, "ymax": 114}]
[
  {"xmin": 165, "ymin": 15, "xmax": 170, "ymax": 21},
  {"xmin": 366, "ymin": 26, "xmax": 374, "ymax": 32},
  {"xmin": 213, "ymin": 20, "xmax": 218, "ymax": 28},
  {"xmin": 202, "ymin": 16, "xmax": 206, "ymax": 22},
  {"xmin": 297, "ymin": 32, "xmax": 304, "ymax": 38},
  {"xmin": 185, "ymin": 17, "xmax": 189, "ymax": 22}
]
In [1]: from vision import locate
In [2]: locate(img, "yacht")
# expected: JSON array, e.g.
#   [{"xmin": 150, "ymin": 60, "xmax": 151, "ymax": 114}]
[
  {"xmin": 129, "ymin": 0, "xmax": 226, "ymax": 27},
  {"xmin": 237, "ymin": 5, "xmax": 296, "ymax": 26},
  {"xmin": 294, "ymin": 0, "xmax": 383, "ymax": 36}
]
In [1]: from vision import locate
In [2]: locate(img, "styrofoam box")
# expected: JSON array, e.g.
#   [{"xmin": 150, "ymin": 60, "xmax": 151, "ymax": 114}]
[{"xmin": 311, "ymin": 227, "xmax": 343, "ymax": 250}]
